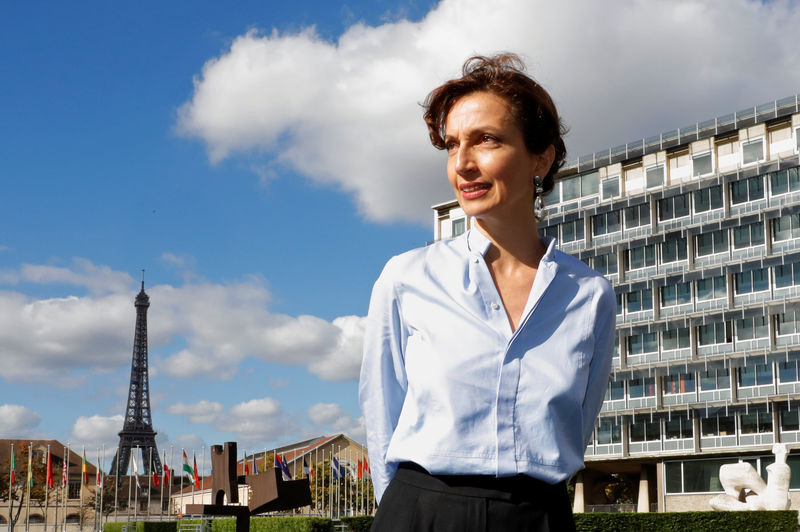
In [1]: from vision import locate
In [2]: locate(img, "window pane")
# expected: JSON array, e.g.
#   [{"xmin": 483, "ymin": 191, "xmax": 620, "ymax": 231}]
[
  {"xmin": 677, "ymin": 283, "xmax": 691, "ymax": 304},
  {"xmin": 781, "ymin": 408, "xmax": 800, "ymax": 431},
  {"xmin": 452, "ymin": 218, "xmax": 465, "ymax": 236},
  {"xmin": 751, "ymin": 222, "xmax": 764, "ymax": 245},
  {"xmin": 695, "ymin": 189, "xmax": 710, "ymax": 212},
  {"xmin": 733, "ymin": 225, "xmax": 750, "ymax": 248},
  {"xmin": 739, "ymin": 365, "xmax": 756, "ymax": 386},
  {"xmin": 697, "ymin": 278, "xmax": 712, "ymax": 300},
  {"xmin": 713, "ymin": 276, "xmax": 727, "ymax": 298},
  {"xmin": 749, "ymin": 176, "xmax": 764, "ymax": 199},
  {"xmin": 562, "ymin": 176, "xmax": 580, "ymax": 201},
  {"xmin": 774, "ymin": 216, "xmax": 792, "ymax": 242},
  {"xmin": 752, "ymin": 268, "xmax": 768, "ymax": 292},
  {"xmin": 710, "ymin": 185, "xmax": 723, "ymax": 208},
  {"xmin": 696, "ymin": 233, "xmax": 713, "ymax": 256},
  {"xmin": 779, "ymin": 361, "xmax": 799, "ymax": 383},
  {"xmin": 665, "ymin": 462, "xmax": 682, "ymax": 493},
  {"xmin": 731, "ymin": 181, "xmax": 748, "ymax": 204},
  {"xmin": 771, "ymin": 170, "xmax": 789, "ymax": 195},
  {"xmin": 602, "ymin": 177, "xmax": 619, "ymax": 200},
  {"xmin": 647, "ymin": 166, "xmax": 664, "ymax": 188},
  {"xmin": 693, "ymin": 152, "xmax": 712, "ymax": 176},
  {"xmin": 581, "ymin": 171, "xmax": 599, "ymax": 196},
  {"xmin": 674, "ymin": 194, "xmax": 690, "ymax": 217},
  {"xmin": 736, "ymin": 272, "xmax": 752, "ymax": 294},
  {"xmin": 743, "ymin": 139, "xmax": 764, "ymax": 164},
  {"xmin": 607, "ymin": 211, "xmax": 621, "ymax": 233}
]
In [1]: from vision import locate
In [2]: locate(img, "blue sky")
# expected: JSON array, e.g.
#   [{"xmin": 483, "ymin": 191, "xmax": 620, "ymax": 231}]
[{"xmin": 2, "ymin": 0, "xmax": 800, "ymax": 472}]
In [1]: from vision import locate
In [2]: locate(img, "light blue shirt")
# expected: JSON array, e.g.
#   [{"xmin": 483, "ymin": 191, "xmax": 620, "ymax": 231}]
[{"xmin": 359, "ymin": 229, "xmax": 617, "ymax": 502}]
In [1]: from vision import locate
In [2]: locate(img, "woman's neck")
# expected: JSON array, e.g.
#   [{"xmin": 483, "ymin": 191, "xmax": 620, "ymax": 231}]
[{"xmin": 475, "ymin": 215, "xmax": 546, "ymax": 269}]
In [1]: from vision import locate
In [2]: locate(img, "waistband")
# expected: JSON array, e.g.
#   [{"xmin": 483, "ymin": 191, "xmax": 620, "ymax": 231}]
[{"xmin": 394, "ymin": 462, "xmax": 565, "ymax": 502}]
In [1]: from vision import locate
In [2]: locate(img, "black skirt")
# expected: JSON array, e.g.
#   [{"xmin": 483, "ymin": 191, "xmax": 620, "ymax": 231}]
[{"xmin": 371, "ymin": 462, "xmax": 576, "ymax": 532}]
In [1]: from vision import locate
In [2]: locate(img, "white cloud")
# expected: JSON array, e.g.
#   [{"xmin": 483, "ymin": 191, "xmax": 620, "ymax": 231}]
[
  {"xmin": 177, "ymin": 0, "xmax": 800, "ymax": 224},
  {"xmin": 1, "ymin": 258, "xmax": 134, "ymax": 295},
  {"xmin": 166, "ymin": 400, "xmax": 225, "ymax": 424},
  {"xmin": 308, "ymin": 403, "xmax": 365, "ymax": 443},
  {"xmin": 0, "ymin": 259, "xmax": 364, "ymax": 383},
  {"xmin": 0, "ymin": 404, "xmax": 42, "ymax": 438},
  {"xmin": 70, "ymin": 414, "xmax": 124, "ymax": 450}
]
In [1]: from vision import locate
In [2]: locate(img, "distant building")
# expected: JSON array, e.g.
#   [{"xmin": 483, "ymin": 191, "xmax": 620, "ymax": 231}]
[{"xmin": 432, "ymin": 96, "xmax": 800, "ymax": 512}]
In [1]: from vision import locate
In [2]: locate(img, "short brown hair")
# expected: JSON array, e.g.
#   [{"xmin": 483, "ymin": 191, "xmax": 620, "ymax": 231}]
[{"xmin": 422, "ymin": 53, "xmax": 567, "ymax": 194}]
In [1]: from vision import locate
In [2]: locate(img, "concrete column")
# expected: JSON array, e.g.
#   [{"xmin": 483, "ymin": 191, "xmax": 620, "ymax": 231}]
[
  {"xmin": 693, "ymin": 414, "xmax": 702, "ymax": 452},
  {"xmin": 637, "ymin": 466, "xmax": 650, "ymax": 513},
  {"xmin": 572, "ymin": 472, "xmax": 585, "ymax": 513},
  {"xmin": 773, "ymin": 405, "xmax": 782, "ymax": 443}
]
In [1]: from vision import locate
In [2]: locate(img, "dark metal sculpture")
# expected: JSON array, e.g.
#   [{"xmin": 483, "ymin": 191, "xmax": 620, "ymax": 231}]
[
  {"xmin": 186, "ymin": 442, "xmax": 311, "ymax": 532},
  {"xmin": 110, "ymin": 278, "xmax": 162, "ymax": 477}
]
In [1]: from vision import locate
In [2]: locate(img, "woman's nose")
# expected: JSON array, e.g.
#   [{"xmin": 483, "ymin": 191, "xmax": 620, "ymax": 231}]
[{"xmin": 455, "ymin": 146, "xmax": 477, "ymax": 176}]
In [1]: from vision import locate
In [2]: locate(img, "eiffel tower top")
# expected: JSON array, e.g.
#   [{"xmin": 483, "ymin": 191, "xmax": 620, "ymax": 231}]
[{"xmin": 136, "ymin": 271, "xmax": 149, "ymax": 307}]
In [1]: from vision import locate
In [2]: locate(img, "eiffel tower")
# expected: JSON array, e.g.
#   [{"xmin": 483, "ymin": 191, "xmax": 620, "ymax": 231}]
[{"xmin": 110, "ymin": 276, "xmax": 162, "ymax": 478}]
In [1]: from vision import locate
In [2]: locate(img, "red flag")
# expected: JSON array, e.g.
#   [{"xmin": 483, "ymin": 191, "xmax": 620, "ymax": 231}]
[
  {"xmin": 62, "ymin": 459, "xmax": 68, "ymax": 486},
  {"xmin": 358, "ymin": 459, "xmax": 363, "ymax": 479},
  {"xmin": 152, "ymin": 471, "xmax": 160, "ymax": 487},
  {"xmin": 10, "ymin": 449, "xmax": 15, "ymax": 485},
  {"xmin": 193, "ymin": 454, "xmax": 200, "ymax": 488},
  {"xmin": 364, "ymin": 458, "xmax": 371, "ymax": 475},
  {"xmin": 96, "ymin": 469, "xmax": 102, "ymax": 487},
  {"xmin": 82, "ymin": 449, "xmax": 89, "ymax": 485},
  {"xmin": 163, "ymin": 463, "xmax": 170, "ymax": 485},
  {"xmin": 47, "ymin": 449, "xmax": 54, "ymax": 488}
]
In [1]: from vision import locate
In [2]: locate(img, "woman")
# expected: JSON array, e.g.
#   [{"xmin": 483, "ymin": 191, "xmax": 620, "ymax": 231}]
[{"xmin": 359, "ymin": 54, "xmax": 616, "ymax": 531}]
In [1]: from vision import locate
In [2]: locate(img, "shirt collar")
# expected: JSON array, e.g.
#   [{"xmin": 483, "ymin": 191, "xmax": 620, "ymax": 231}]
[{"xmin": 466, "ymin": 228, "xmax": 558, "ymax": 265}]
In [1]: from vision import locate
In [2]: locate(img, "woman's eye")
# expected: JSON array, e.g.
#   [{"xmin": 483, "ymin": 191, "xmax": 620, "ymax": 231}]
[
  {"xmin": 480, "ymin": 134, "xmax": 497, "ymax": 143},
  {"xmin": 445, "ymin": 142, "xmax": 458, "ymax": 152}
]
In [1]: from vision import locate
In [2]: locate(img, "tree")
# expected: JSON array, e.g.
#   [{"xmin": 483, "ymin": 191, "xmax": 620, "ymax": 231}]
[{"xmin": 0, "ymin": 442, "xmax": 68, "ymax": 532}]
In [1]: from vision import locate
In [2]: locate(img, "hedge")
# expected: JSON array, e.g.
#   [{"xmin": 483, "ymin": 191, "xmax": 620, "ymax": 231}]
[
  {"xmin": 339, "ymin": 516, "xmax": 373, "ymax": 532},
  {"xmin": 105, "ymin": 517, "xmax": 332, "ymax": 532}
]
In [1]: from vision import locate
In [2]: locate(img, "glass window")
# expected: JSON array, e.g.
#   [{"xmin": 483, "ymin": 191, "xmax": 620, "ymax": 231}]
[
  {"xmin": 593, "ymin": 252, "xmax": 618, "ymax": 275},
  {"xmin": 540, "ymin": 224, "xmax": 558, "ymax": 241},
  {"xmin": 776, "ymin": 310, "xmax": 800, "ymax": 336},
  {"xmin": 615, "ymin": 293, "xmax": 623, "ymax": 315},
  {"xmin": 596, "ymin": 418, "xmax": 622, "ymax": 445},
  {"xmin": 772, "ymin": 213, "xmax": 800, "ymax": 242},
  {"xmin": 696, "ymin": 276, "xmax": 727, "ymax": 301},
  {"xmin": 735, "ymin": 268, "xmax": 769, "ymax": 294},
  {"xmin": 661, "ymin": 282, "xmax": 691, "ymax": 307},
  {"xmin": 561, "ymin": 175, "xmax": 580, "ymax": 202},
  {"xmin": 694, "ymin": 185, "xmax": 723, "ymax": 213},
  {"xmin": 593, "ymin": 210, "xmax": 621, "ymax": 236},
  {"xmin": 601, "ymin": 176, "xmax": 620, "ymax": 200},
  {"xmin": 740, "ymin": 408, "xmax": 772, "ymax": 434},
  {"xmin": 452, "ymin": 218, "xmax": 465, "ymax": 237},
  {"xmin": 659, "ymin": 194, "xmax": 690, "ymax": 221},
  {"xmin": 700, "ymin": 415, "xmax": 735, "ymax": 437},
  {"xmin": 733, "ymin": 221, "xmax": 764, "ymax": 249},
  {"xmin": 629, "ymin": 332, "xmax": 658, "ymax": 355},
  {"xmin": 629, "ymin": 376, "xmax": 656, "ymax": 397},
  {"xmin": 561, "ymin": 219, "xmax": 584, "ymax": 243},
  {"xmin": 665, "ymin": 415, "xmax": 693, "ymax": 440},
  {"xmin": 779, "ymin": 360, "xmax": 800, "ymax": 383},
  {"xmin": 628, "ymin": 244, "xmax": 656, "ymax": 269},
  {"xmin": 581, "ymin": 171, "xmax": 599, "ymax": 197},
  {"xmin": 780, "ymin": 405, "xmax": 800, "ymax": 431},
  {"xmin": 625, "ymin": 203, "xmax": 650, "ymax": 229},
  {"xmin": 731, "ymin": 176, "xmax": 764, "ymax": 204},
  {"xmin": 773, "ymin": 263, "xmax": 800, "ymax": 288},
  {"xmin": 605, "ymin": 380, "xmax": 624, "ymax": 401},
  {"xmin": 739, "ymin": 362, "xmax": 772, "ymax": 387},
  {"xmin": 736, "ymin": 316, "xmax": 768, "ymax": 341},
  {"xmin": 693, "ymin": 152, "xmax": 713, "ymax": 176},
  {"xmin": 630, "ymin": 419, "xmax": 660, "ymax": 442},
  {"xmin": 698, "ymin": 322, "xmax": 731, "ymax": 346},
  {"xmin": 646, "ymin": 165, "xmax": 664, "ymax": 188},
  {"xmin": 662, "ymin": 327, "xmax": 690, "ymax": 351},
  {"xmin": 682, "ymin": 458, "xmax": 736, "ymax": 492},
  {"xmin": 662, "ymin": 238, "xmax": 687, "ymax": 263},
  {"xmin": 742, "ymin": 138, "xmax": 764, "ymax": 165},
  {"xmin": 695, "ymin": 229, "xmax": 728, "ymax": 257},
  {"xmin": 664, "ymin": 372, "xmax": 695, "ymax": 394}
]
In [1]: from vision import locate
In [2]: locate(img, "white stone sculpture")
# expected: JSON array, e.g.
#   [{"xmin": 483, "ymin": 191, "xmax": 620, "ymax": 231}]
[{"xmin": 709, "ymin": 443, "xmax": 791, "ymax": 511}]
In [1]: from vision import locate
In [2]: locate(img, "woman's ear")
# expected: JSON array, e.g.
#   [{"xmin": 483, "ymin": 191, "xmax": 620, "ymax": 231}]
[{"xmin": 532, "ymin": 144, "xmax": 556, "ymax": 177}]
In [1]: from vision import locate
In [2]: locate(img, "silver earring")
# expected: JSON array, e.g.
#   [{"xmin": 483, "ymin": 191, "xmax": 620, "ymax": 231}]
[{"xmin": 534, "ymin": 176, "xmax": 545, "ymax": 218}]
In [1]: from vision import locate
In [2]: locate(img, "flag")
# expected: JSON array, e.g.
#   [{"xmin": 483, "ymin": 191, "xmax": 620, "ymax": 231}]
[
  {"xmin": 303, "ymin": 458, "xmax": 311, "ymax": 479},
  {"xmin": 358, "ymin": 459, "xmax": 363, "ymax": 480},
  {"xmin": 152, "ymin": 470, "xmax": 159, "ymax": 487},
  {"xmin": 275, "ymin": 455, "xmax": 292, "ymax": 480},
  {"xmin": 252, "ymin": 454, "xmax": 258, "ymax": 475},
  {"xmin": 131, "ymin": 454, "xmax": 140, "ymax": 488},
  {"xmin": 364, "ymin": 458, "xmax": 371, "ymax": 476},
  {"xmin": 182, "ymin": 450, "xmax": 196, "ymax": 485},
  {"xmin": 193, "ymin": 453, "xmax": 200, "ymax": 488},
  {"xmin": 10, "ymin": 449, "xmax": 15, "ymax": 485},
  {"xmin": 27, "ymin": 446, "xmax": 33, "ymax": 487},
  {"xmin": 331, "ymin": 457, "xmax": 343, "ymax": 480},
  {"xmin": 62, "ymin": 458, "xmax": 68, "ymax": 486},
  {"xmin": 244, "ymin": 450, "xmax": 249, "ymax": 475},
  {"xmin": 163, "ymin": 463, "xmax": 170, "ymax": 485},
  {"xmin": 82, "ymin": 449, "xmax": 88, "ymax": 485},
  {"xmin": 47, "ymin": 448, "xmax": 54, "ymax": 488},
  {"xmin": 97, "ymin": 469, "xmax": 102, "ymax": 488}
]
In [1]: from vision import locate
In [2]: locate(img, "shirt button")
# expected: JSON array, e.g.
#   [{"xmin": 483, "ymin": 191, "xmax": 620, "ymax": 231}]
[
  {"xmin": 472, "ymin": 256, "xmax": 479, "ymax": 263},
  {"xmin": 491, "ymin": 302, "xmax": 500, "ymax": 310}
]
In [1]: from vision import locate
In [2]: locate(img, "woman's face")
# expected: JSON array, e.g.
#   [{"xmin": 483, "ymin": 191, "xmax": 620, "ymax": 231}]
[{"xmin": 444, "ymin": 91, "xmax": 553, "ymax": 226}]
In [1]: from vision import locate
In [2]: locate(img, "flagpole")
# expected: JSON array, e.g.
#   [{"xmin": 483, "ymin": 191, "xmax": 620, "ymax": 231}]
[
  {"xmin": 7, "ymin": 443, "xmax": 12, "ymax": 532},
  {"xmin": 201, "ymin": 445, "xmax": 205, "ymax": 504},
  {"xmin": 63, "ymin": 443, "xmax": 70, "ymax": 532},
  {"xmin": 169, "ymin": 446, "xmax": 174, "ymax": 518},
  {"xmin": 26, "ymin": 441, "xmax": 32, "ymax": 532},
  {"xmin": 159, "ymin": 450, "xmax": 165, "ymax": 520},
  {"xmin": 191, "ymin": 451, "xmax": 195, "ymax": 506},
  {"xmin": 100, "ymin": 444, "xmax": 105, "ymax": 531},
  {"xmin": 44, "ymin": 444, "xmax": 50, "ymax": 531},
  {"xmin": 134, "ymin": 447, "xmax": 139, "ymax": 523},
  {"xmin": 179, "ymin": 449, "xmax": 184, "ymax": 515},
  {"xmin": 113, "ymin": 446, "xmax": 119, "ymax": 524},
  {"xmin": 146, "ymin": 447, "xmax": 152, "ymax": 518},
  {"xmin": 126, "ymin": 451, "xmax": 133, "ymax": 523}
]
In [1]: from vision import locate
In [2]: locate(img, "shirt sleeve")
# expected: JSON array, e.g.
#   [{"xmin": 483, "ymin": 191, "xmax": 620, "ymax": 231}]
[
  {"xmin": 358, "ymin": 259, "xmax": 409, "ymax": 502},
  {"xmin": 581, "ymin": 277, "xmax": 617, "ymax": 449}
]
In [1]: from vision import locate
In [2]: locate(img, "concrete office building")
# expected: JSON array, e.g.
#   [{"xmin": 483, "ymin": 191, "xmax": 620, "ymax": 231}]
[{"xmin": 432, "ymin": 95, "xmax": 800, "ymax": 512}]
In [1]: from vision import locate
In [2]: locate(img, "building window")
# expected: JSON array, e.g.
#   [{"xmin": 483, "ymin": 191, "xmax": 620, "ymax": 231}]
[
  {"xmin": 694, "ymin": 185, "xmax": 723, "ymax": 213},
  {"xmin": 593, "ymin": 252, "xmax": 618, "ymax": 275},
  {"xmin": 625, "ymin": 203, "xmax": 650, "ymax": 229},
  {"xmin": 662, "ymin": 327, "xmax": 690, "ymax": 351},
  {"xmin": 540, "ymin": 224, "xmax": 558, "ymax": 241},
  {"xmin": 628, "ymin": 332, "xmax": 658, "ymax": 356},
  {"xmin": 696, "ymin": 229, "xmax": 728, "ymax": 257},
  {"xmin": 664, "ymin": 371, "xmax": 695, "ymax": 394},
  {"xmin": 615, "ymin": 293, "xmax": 623, "ymax": 315},
  {"xmin": 561, "ymin": 219, "xmax": 584, "ymax": 243},
  {"xmin": 735, "ymin": 268, "xmax": 769, "ymax": 295},
  {"xmin": 769, "ymin": 168, "xmax": 800, "ymax": 196},
  {"xmin": 701, "ymin": 412, "xmax": 736, "ymax": 436},
  {"xmin": 736, "ymin": 316, "xmax": 768, "ymax": 341},
  {"xmin": 779, "ymin": 359, "xmax": 800, "ymax": 383},
  {"xmin": 662, "ymin": 237, "xmax": 688, "ymax": 263},
  {"xmin": 596, "ymin": 418, "xmax": 622, "ymax": 445},
  {"xmin": 630, "ymin": 418, "xmax": 660, "ymax": 442},
  {"xmin": 774, "ymin": 262, "xmax": 800, "ymax": 289},
  {"xmin": 740, "ymin": 407, "xmax": 772, "ymax": 434},
  {"xmin": 665, "ymin": 414, "xmax": 693, "ymax": 440},
  {"xmin": 780, "ymin": 405, "xmax": 800, "ymax": 431},
  {"xmin": 772, "ymin": 213, "xmax": 800, "ymax": 242},
  {"xmin": 561, "ymin": 171, "xmax": 599, "ymax": 202},
  {"xmin": 693, "ymin": 152, "xmax": 713, "ymax": 177},
  {"xmin": 628, "ymin": 244, "xmax": 656, "ymax": 270},
  {"xmin": 731, "ymin": 176, "xmax": 764, "ymax": 204},
  {"xmin": 776, "ymin": 310, "xmax": 800, "ymax": 336},
  {"xmin": 68, "ymin": 479, "xmax": 81, "ymax": 499},
  {"xmin": 593, "ymin": 210, "xmax": 621, "ymax": 236},
  {"xmin": 659, "ymin": 194, "xmax": 690, "ymax": 221},
  {"xmin": 601, "ymin": 176, "xmax": 620, "ymax": 200},
  {"xmin": 451, "ymin": 218, "xmax": 466, "ymax": 237},
  {"xmin": 696, "ymin": 275, "xmax": 726, "ymax": 301},
  {"xmin": 627, "ymin": 289, "xmax": 653, "ymax": 312},
  {"xmin": 698, "ymin": 322, "xmax": 732, "ymax": 347},
  {"xmin": 605, "ymin": 380, "xmax": 624, "ymax": 401},
  {"xmin": 732, "ymin": 221, "xmax": 765, "ymax": 249},
  {"xmin": 661, "ymin": 282, "xmax": 692, "ymax": 307},
  {"xmin": 646, "ymin": 165, "xmax": 665, "ymax": 188},
  {"xmin": 666, "ymin": 458, "xmax": 739, "ymax": 493},
  {"xmin": 742, "ymin": 138, "xmax": 765, "ymax": 165},
  {"xmin": 738, "ymin": 362, "xmax": 773, "ymax": 387},
  {"xmin": 628, "ymin": 376, "xmax": 656, "ymax": 398}
]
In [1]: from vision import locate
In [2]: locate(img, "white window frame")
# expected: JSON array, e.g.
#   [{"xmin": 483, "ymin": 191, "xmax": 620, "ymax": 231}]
[
  {"xmin": 601, "ymin": 175, "xmax": 621, "ymax": 201},
  {"xmin": 741, "ymin": 137, "xmax": 765, "ymax": 166},
  {"xmin": 692, "ymin": 151, "xmax": 714, "ymax": 177},
  {"xmin": 645, "ymin": 164, "xmax": 665, "ymax": 189}
]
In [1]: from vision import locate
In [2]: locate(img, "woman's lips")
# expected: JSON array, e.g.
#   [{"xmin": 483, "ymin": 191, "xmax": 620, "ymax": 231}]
[{"xmin": 460, "ymin": 182, "xmax": 491, "ymax": 200}]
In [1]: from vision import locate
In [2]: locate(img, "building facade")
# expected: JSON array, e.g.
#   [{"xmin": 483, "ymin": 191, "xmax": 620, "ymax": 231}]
[{"xmin": 433, "ymin": 96, "xmax": 800, "ymax": 511}]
